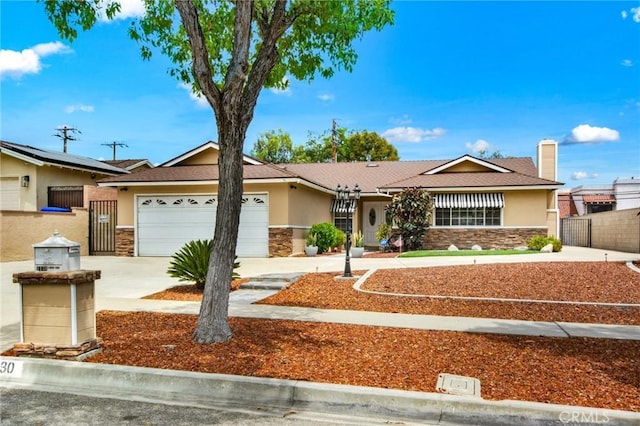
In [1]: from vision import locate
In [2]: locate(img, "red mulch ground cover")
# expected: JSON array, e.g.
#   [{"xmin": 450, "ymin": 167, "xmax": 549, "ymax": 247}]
[
  {"xmin": 260, "ymin": 262, "xmax": 640, "ymax": 325},
  {"xmin": 85, "ymin": 311, "xmax": 639, "ymax": 412},
  {"xmin": 6, "ymin": 262, "xmax": 638, "ymax": 412}
]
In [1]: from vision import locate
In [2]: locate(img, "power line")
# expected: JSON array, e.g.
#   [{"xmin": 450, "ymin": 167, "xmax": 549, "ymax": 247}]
[
  {"xmin": 53, "ymin": 126, "xmax": 80, "ymax": 153},
  {"xmin": 101, "ymin": 141, "xmax": 128, "ymax": 160}
]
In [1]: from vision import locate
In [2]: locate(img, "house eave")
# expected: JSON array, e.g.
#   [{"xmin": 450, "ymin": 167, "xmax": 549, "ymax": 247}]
[{"xmin": 379, "ymin": 184, "xmax": 564, "ymax": 192}]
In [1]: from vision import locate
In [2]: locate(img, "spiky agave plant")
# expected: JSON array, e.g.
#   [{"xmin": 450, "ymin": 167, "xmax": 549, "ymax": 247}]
[{"xmin": 167, "ymin": 239, "xmax": 240, "ymax": 290}]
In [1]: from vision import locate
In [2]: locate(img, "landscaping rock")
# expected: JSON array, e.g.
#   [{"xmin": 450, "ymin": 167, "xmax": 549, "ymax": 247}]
[
  {"xmin": 540, "ymin": 243, "xmax": 554, "ymax": 253},
  {"xmin": 514, "ymin": 246, "xmax": 528, "ymax": 251},
  {"xmin": 471, "ymin": 244, "xmax": 482, "ymax": 251},
  {"xmin": 448, "ymin": 245, "xmax": 459, "ymax": 251}
]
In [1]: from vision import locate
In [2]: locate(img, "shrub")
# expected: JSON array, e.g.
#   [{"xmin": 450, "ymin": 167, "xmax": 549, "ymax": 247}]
[
  {"xmin": 167, "ymin": 239, "xmax": 240, "ymax": 289},
  {"xmin": 527, "ymin": 235, "xmax": 563, "ymax": 252},
  {"xmin": 385, "ymin": 188, "xmax": 433, "ymax": 251},
  {"xmin": 333, "ymin": 228, "xmax": 346, "ymax": 250},
  {"xmin": 309, "ymin": 222, "xmax": 339, "ymax": 253}
]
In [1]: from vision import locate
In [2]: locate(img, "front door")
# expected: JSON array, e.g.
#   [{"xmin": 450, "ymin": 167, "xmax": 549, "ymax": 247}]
[{"xmin": 363, "ymin": 201, "xmax": 388, "ymax": 246}]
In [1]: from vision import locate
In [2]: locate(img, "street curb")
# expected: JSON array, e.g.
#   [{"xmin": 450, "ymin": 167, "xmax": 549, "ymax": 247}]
[{"xmin": 2, "ymin": 356, "xmax": 638, "ymax": 425}]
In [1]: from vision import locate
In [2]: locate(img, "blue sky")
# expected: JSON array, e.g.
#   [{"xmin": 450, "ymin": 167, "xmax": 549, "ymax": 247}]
[{"xmin": 2, "ymin": 1, "xmax": 639, "ymax": 187}]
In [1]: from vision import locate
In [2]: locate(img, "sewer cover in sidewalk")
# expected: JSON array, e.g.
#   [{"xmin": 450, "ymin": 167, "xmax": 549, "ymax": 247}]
[{"xmin": 436, "ymin": 373, "xmax": 481, "ymax": 397}]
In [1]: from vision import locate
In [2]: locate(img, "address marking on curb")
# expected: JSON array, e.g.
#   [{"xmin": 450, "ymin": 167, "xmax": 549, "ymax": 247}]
[{"xmin": 0, "ymin": 357, "xmax": 24, "ymax": 378}]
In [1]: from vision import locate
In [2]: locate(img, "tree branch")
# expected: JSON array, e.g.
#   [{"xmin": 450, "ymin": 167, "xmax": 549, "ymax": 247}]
[
  {"xmin": 223, "ymin": 0, "xmax": 253, "ymax": 101},
  {"xmin": 174, "ymin": 0, "xmax": 222, "ymax": 115}
]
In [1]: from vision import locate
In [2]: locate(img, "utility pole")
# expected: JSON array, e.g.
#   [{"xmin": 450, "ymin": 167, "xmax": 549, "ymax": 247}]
[
  {"xmin": 53, "ymin": 126, "xmax": 80, "ymax": 153},
  {"xmin": 101, "ymin": 141, "xmax": 128, "ymax": 160},
  {"xmin": 331, "ymin": 119, "xmax": 337, "ymax": 163}
]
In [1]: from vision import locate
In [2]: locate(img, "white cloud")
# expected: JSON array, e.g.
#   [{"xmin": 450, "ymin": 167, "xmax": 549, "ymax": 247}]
[
  {"xmin": 178, "ymin": 82, "xmax": 209, "ymax": 108},
  {"xmin": 622, "ymin": 6, "xmax": 640, "ymax": 22},
  {"xmin": 564, "ymin": 124, "xmax": 620, "ymax": 144},
  {"xmin": 317, "ymin": 93, "xmax": 335, "ymax": 102},
  {"xmin": 0, "ymin": 41, "xmax": 71, "ymax": 79},
  {"xmin": 65, "ymin": 104, "xmax": 95, "ymax": 114},
  {"xmin": 621, "ymin": 59, "xmax": 634, "ymax": 67},
  {"xmin": 389, "ymin": 115, "xmax": 412, "ymax": 126},
  {"xmin": 571, "ymin": 171, "xmax": 599, "ymax": 180},
  {"xmin": 466, "ymin": 139, "xmax": 491, "ymax": 154},
  {"xmin": 97, "ymin": 0, "xmax": 145, "ymax": 21},
  {"xmin": 381, "ymin": 126, "xmax": 446, "ymax": 143}
]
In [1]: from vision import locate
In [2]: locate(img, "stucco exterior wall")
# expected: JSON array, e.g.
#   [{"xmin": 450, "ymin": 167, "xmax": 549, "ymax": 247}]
[
  {"xmin": 503, "ymin": 190, "xmax": 548, "ymax": 226},
  {"xmin": 177, "ymin": 150, "xmax": 219, "ymax": 165},
  {"xmin": 1, "ymin": 156, "xmax": 38, "ymax": 211},
  {"xmin": 0, "ymin": 208, "xmax": 89, "ymax": 261},
  {"xmin": 446, "ymin": 162, "xmax": 491, "ymax": 172}
]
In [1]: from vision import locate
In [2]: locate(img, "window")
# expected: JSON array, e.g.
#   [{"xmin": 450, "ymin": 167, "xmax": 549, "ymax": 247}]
[
  {"xmin": 333, "ymin": 213, "xmax": 352, "ymax": 234},
  {"xmin": 435, "ymin": 207, "xmax": 502, "ymax": 227},
  {"xmin": 433, "ymin": 193, "xmax": 503, "ymax": 227}
]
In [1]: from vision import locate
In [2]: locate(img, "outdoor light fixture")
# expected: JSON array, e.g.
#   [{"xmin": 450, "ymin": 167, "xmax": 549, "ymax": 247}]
[
  {"xmin": 21, "ymin": 175, "xmax": 30, "ymax": 187},
  {"xmin": 335, "ymin": 183, "xmax": 361, "ymax": 277}
]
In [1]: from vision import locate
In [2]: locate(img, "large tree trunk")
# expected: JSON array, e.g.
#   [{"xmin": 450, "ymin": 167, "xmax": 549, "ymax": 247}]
[{"xmin": 192, "ymin": 113, "xmax": 248, "ymax": 343}]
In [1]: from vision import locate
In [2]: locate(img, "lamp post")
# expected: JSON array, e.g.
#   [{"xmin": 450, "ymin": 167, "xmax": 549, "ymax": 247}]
[{"xmin": 335, "ymin": 183, "xmax": 361, "ymax": 277}]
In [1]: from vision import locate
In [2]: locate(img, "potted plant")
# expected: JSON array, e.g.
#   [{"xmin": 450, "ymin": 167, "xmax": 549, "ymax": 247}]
[
  {"xmin": 375, "ymin": 223, "xmax": 392, "ymax": 250},
  {"xmin": 350, "ymin": 230, "xmax": 365, "ymax": 258},
  {"xmin": 304, "ymin": 232, "xmax": 318, "ymax": 257}
]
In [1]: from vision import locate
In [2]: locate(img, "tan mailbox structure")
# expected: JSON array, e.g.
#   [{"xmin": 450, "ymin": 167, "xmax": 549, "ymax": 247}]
[{"xmin": 12, "ymin": 231, "xmax": 102, "ymax": 359}]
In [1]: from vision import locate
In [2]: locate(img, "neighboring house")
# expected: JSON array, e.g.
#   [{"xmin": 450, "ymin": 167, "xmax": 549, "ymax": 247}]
[
  {"xmin": 103, "ymin": 159, "xmax": 155, "ymax": 173},
  {"xmin": 558, "ymin": 177, "xmax": 640, "ymax": 218},
  {"xmin": 1, "ymin": 140, "xmax": 128, "ymax": 211},
  {"xmin": 98, "ymin": 140, "xmax": 562, "ymax": 258},
  {"xmin": 1, "ymin": 140, "xmax": 130, "ymax": 260}
]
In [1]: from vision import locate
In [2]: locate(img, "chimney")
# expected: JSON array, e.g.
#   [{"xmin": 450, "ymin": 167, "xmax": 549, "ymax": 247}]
[{"xmin": 537, "ymin": 139, "xmax": 558, "ymax": 182}]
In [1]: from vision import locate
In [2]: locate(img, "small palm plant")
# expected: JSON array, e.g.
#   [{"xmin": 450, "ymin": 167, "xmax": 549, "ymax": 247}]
[{"xmin": 167, "ymin": 239, "xmax": 239, "ymax": 290}]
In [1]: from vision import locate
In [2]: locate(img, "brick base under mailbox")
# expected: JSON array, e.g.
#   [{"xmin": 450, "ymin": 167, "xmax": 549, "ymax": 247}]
[{"xmin": 423, "ymin": 228, "xmax": 546, "ymax": 250}]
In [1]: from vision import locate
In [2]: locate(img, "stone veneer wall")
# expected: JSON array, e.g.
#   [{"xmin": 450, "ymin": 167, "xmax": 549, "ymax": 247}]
[
  {"xmin": 423, "ymin": 228, "xmax": 545, "ymax": 250},
  {"xmin": 115, "ymin": 227, "xmax": 134, "ymax": 257},
  {"xmin": 269, "ymin": 227, "xmax": 293, "ymax": 257}
]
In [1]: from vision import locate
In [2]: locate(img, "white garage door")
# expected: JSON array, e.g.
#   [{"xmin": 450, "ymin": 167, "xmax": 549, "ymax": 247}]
[
  {"xmin": 0, "ymin": 177, "xmax": 20, "ymax": 210},
  {"xmin": 137, "ymin": 194, "xmax": 268, "ymax": 257}
]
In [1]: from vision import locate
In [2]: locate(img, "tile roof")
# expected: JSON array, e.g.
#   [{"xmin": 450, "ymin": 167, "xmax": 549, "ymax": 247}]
[
  {"xmin": 1, "ymin": 140, "xmax": 128, "ymax": 175},
  {"xmin": 381, "ymin": 171, "xmax": 560, "ymax": 189},
  {"xmin": 98, "ymin": 163, "xmax": 296, "ymax": 183},
  {"xmin": 98, "ymin": 156, "xmax": 563, "ymax": 193}
]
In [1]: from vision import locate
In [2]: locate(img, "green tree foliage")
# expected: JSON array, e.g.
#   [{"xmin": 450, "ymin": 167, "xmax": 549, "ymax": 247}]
[
  {"xmin": 250, "ymin": 129, "xmax": 294, "ymax": 163},
  {"xmin": 342, "ymin": 130, "xmax": 399, "ymax": 161},
  {"xmin": 43, "ymin": 0, "xmax": 394, "ymax": 343},
  {"xmin": 385, "ymin": 188, "xmax": 433, "ymax": 251},
  {"xmin": 254, "ymin": 127, "xmax": 399, "ymax": 163}
]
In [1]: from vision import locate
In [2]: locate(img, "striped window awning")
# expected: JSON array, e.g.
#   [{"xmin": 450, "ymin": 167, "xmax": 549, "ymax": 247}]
[
  {"xmin": 434, "ymin": 193, "xmax": 504, "ymax": 208},
  {"xmin": 330, "ymin": 199, "xmax": 357, "ymax": 214}
]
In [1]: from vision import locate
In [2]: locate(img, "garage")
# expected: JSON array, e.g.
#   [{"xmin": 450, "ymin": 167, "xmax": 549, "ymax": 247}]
[{"xmin": 137, "ymin": 194, "xmax": 268, "ymax": 257}]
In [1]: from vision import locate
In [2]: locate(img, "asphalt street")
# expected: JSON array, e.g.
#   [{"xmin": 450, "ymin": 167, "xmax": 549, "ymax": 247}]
[{"xmin": 0, "ymin": 387, "xmax": 390, "ymax": 426}]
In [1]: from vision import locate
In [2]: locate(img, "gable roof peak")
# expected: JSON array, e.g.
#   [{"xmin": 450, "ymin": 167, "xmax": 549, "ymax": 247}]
[{"xmin": 423, "ymin": 155, "xmax": 513, "ymax": 175}]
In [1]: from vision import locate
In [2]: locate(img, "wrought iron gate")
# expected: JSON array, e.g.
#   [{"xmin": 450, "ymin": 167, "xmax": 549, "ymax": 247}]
[
  {"xmin": 89, "ymin": 200, "xmax": 117, "ymax": 255},
  {"xmin": 560, "ymin": 217, "xmax": 591, "ymax": 247}
]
